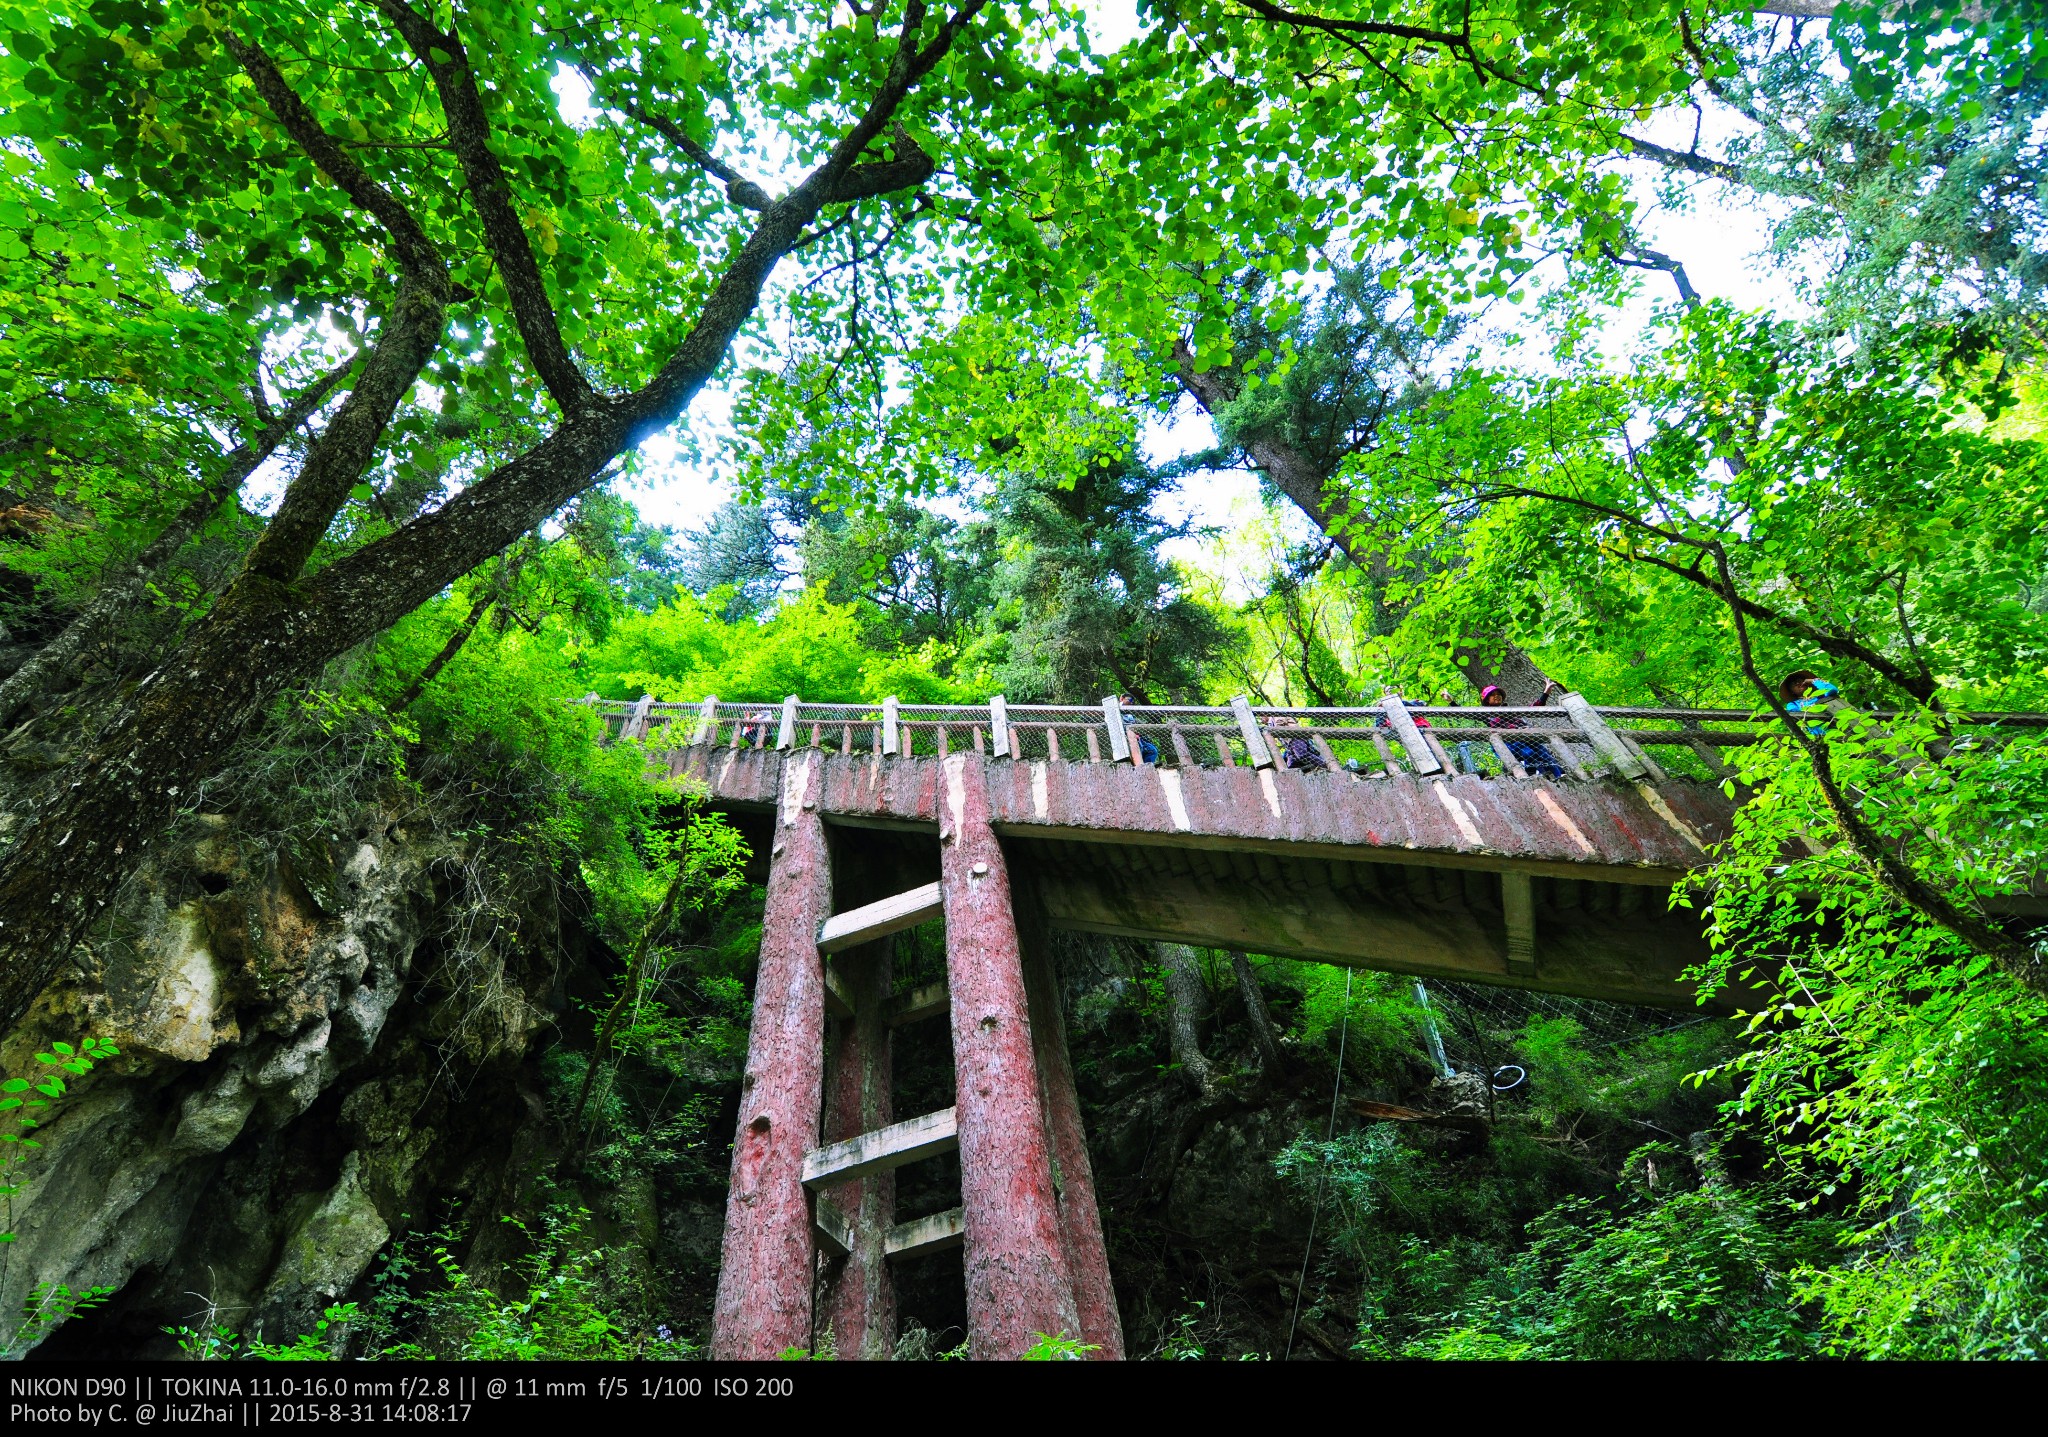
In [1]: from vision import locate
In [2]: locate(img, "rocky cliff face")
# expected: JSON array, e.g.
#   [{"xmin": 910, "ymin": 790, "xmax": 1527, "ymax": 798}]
[
  {"xmin": 0, "ymin": 778, "xmax": 1492, "ymax": 1361},
  {"xmin": 0, "ymin": 799, "xmax": 596, "ymax": 1357}
]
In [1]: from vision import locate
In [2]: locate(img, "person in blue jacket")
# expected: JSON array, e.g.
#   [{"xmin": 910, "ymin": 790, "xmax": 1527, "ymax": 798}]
[
  {"xmin": 1481, "ymin": 685, "xmax": 1566, "ymax": 779},
  {"xmin": 1118, "ymin": 695, "xmax": 1159, "ymax": 764},
  {"xmin": 1779, "ymin": 670, "xmax": 1841, "ymax": 737}
]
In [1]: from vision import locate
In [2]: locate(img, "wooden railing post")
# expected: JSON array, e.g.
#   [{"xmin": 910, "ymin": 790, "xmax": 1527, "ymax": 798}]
[
  {"xmin": 691, "ymin": 695, "xmax": 718, "ymax": 746},
  {"xmin": 625, "ymin": 693, "xmax": 653, "ymax": 742},
  {"xmin": 1379, "ymin": 696, "xmax": 1443, "ymax": 776},
  {"xmin": 882, "ymin": 696, "xmax": 900, "ymax": 757},
  {"xmin": 778, "ymin": 693, "xmax": 799, "ymax": 751},
  {"xmin": 1560, "ymin": 693, "xmax": 1648, "ymax": 780},
  {"xmin": 990, "ymin": 695, "xmax": 1011, "ymax": 759},
  {"xmin": 1230, "ymin": 695, "xmax": 1274, "ymax": 769},
  {"xmin": 1101, "ymin": 695, "xmax": 1131, "ymax": 763}
]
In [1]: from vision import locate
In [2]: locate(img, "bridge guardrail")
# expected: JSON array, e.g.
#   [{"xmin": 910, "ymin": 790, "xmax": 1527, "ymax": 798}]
[{"xmin": 572, "ymin": 694, "xmax": 2048, "ymax": 784}]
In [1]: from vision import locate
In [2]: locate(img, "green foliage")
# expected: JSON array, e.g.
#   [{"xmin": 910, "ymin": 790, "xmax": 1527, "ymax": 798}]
[
  {"xmin": 363, "ymin": 1206, "xmax": 690, "ymax": 1361},
  {"xmin": 2, "ymin": 1035, "xmax": 119, "ymax": 1359},
  {"xmin": 1021, "ymin": 1331, "xmax": 1099, "ymax": 1360},
  {"xmin": 582, "ymin": 584, "xmax": 977, "ymax": 708},
  {"xmin": 0, "ymin": 1035, "xmax": 117, "ymax": 1192},
  {"xmin": 166, "ymin": 1304, "xmax": 360, "ymax": 1363},
  {"xmin": 1687, "ymin": 719, "xmax": 2048, "ymax": 1357}
]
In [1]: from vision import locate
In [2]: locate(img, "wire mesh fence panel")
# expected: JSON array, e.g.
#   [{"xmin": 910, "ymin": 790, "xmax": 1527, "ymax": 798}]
[
  {"xmin": 1420, "ymin": 978, "xmax": 1713, "ymax": 1079},
  {"xmin": 577, "ymin": 696, "xmax": 2048, "ymax": 786}
]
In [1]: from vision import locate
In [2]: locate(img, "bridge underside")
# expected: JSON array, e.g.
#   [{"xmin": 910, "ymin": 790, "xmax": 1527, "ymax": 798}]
[{"xmin": 686, "ymin": 747, "xmax": 1733, "ymax": 1010}]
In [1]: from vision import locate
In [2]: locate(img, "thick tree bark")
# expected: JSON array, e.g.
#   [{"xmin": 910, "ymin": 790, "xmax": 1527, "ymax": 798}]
[
  {"xmin": 1157, "ymin": 942, "xmax": 1220, "ymax": 1098},
  {"xmin": 0, "ymin": 5, "xmax": 983, "ymax": 1031},
  {"xmin": 1450, "ymin": 638, "xmax": 1556, "ymax": 706},
  {"xmin": 1172, "ymin": 339, "xmax": 1366, "ymax": 565},
  {"xmin": 1230, "ymin": 950, "xmax": 1286, "ymax": 1077}
]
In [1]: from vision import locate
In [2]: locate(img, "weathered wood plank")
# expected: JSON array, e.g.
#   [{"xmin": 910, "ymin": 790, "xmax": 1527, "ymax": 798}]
[
  {"xmin": 624, "ymin": 693, "xmax": 653, "ymax": 741},
  {"xmin": 883, "ymin": 979, "xmax": 950, "ymax": 1028},
  {"xmin": 817, "ymin": 881, "xmax": 945, "ymax": 954},
  {"xmin": 823, "ymin": 961, "xmax": 856, "ymax": 1020},
  {"xmin": 991, "ymin": 694, "xmax": 1011, "ymax": 758},
  {"xmin": 1369, "ymin": 731, "xmax": 1401, "ymax": 776},
  {"xmin": 1546, "ymin": 733, "xmax": 1591, "ymax": 781},
  {"xmin": 802, "ymin": 1107, "xmax": 959, "ymax": 1190},
  {"xmin": 1617, "ymin": 730, "xmax": 1668, "ymax": 784},
  {"xmin": 1503, "ymin": 870, "xmax": 1536, "ymax": 977},
  {"xmin": 885, "ymin": 1206, "xmax": 965, "ymax": 1261},
  {"xmin": 1101, "ymin": 696, "xmax": 1131, "ymax": 762},
  {"xmin": 1379, "ymin": 697, "xmax": 1443, "ymax": 776},
  {"xmin": 814, "ymin": 1197, "xmax": 854, "ymax": 1260},
  {"xmin": 1488, "ymin": 731, "xmax": 1527, "ymax": 779},
  {"xmin": 691, "ymin": 695, "xmax": 719, "ymax": 746},
  {"xmin": 882, "ymin": 696, "xmax": 901, "ymax": 757},
  {"xmin": 778, "ymin": 694, "xmax": 798, "ymax": 751},
  {"xmin": 1561, "ymin": 693, "xmax": 1647, "ymax": 780}
]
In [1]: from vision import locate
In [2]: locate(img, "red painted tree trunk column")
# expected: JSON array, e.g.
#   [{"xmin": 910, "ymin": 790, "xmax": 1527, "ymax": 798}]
[
  {"xmin": 711, "ymin": 752, "xmax": 829, "ymax": 1359},
  {"xmin": 1017, "ymin": 894, "xmax": 1126, "ymax": 1359},
  {"xmin": 816, "ymin": 942, "xmax": 896, "ymax": 1359},
  {"xmin": 938, "ymin": 753, "xmax": 1082, "ymax": 1358}
]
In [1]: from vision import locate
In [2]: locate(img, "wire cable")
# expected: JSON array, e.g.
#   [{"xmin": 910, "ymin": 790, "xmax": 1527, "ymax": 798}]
[{"xmin": 1285, "ymin": 969, "xmax": 1351, "ymax": 1361}]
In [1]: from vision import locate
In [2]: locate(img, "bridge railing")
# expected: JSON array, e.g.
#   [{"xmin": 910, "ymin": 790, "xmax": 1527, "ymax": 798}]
[{"xmin": 576, "ymin": 694, "xmax": 2048, "ymax": 784}]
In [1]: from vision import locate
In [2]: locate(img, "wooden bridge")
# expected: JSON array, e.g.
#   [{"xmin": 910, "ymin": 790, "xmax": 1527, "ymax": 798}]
[{"xmin": 582, "ymin": 692, "xmax": 2035, "ymax": 1359}]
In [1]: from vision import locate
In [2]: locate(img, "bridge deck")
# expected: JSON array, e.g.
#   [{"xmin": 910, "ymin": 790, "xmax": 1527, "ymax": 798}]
[
  {"xmin": 664, "ymin": 744, "xmax": 1734, "ymax": 1008},
  {"xmin": 594, "ymin": 694, "xmax": 2043, "ymax": 1011}
]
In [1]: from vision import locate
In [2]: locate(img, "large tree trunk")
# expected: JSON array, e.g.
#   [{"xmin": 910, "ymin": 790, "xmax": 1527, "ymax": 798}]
[
  {"xmin": 1172, "ymin": 339, "xmax": 1553, "ymax": 703},
  {"xmin": 0, "ymin": 9, "xmax": 979, "ymax": 1031},
  {"xmin": 1230, "ymin": 950, "xmax": 1286, "ymax": 1077},
  {"xmin": 1157, "ymin": 942, "xmax": 1220, "ymax": 1098},
  {"xmin": 1172, "ymin": 339, "xmax": 1368, "ymax": 566}
]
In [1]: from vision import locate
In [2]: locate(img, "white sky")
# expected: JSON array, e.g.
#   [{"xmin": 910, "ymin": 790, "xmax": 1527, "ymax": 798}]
[{"xmin": 597, "ymin": 2, "xmax": 1811, "ymax": 583}]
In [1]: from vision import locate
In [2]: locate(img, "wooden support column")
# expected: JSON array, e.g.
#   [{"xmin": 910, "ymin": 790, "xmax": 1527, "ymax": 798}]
[
  {"xmin": 1017, "ymin": 882, "xmax": 1125, "ymax": 1359},
  {"xmin": 937, "ymin": 753, "xmax": 1082, "ymax": 1358},
  {"xmin": 711, "ymin": 753, "xmax": 829, "ymax": 1359},
  {"xmin": 1502, "ymin": 871, "xmax": 1537, "ymax": 977},
  {"xmin": 816, "ymin": 941, "xmax": 896, "ymax": 1360}
]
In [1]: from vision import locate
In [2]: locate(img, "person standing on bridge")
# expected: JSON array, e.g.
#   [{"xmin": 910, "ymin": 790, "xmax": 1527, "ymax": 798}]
[
  {"xmin": 738, "ymin": 708, "xmax": 775, "ymax": 747},
  {"xmin": 1119, "ymin": 695, "xmax": 1160, "ymax": 764},
  {"xmin": 1481, "ymin": 685, "xmax": 1566, "ymax": 780},
  {"xmin": 1269, "ymin": 715, "xmax": 1329, "ymax": 772},
  {"xmin": 1779, "ymin": 670, "xmax": 1842, "ymax": 737}
]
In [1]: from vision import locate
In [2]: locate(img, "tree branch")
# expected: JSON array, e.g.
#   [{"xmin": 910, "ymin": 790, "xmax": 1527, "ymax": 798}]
[
  {"xmin": 1229, "ymin": 0, "xmax": 1463, "ymax": 50},
  {"xmin": 1710, "ymin": 539, "xmax": 2044, "ymax": 996},
  {"xmin": 1618, "ymin": 133, "xmax": 1743, "ymax": 186},
  {"xmin": 1601, "ymin": 241, "xmax": 1704, "ymax": 311},
  {"xmin": 0, "ymin": 351, "xmax": 359, "ymax": 727},
  {"xmin": 289, "ymin": 2, "xmax": 980, "ymax": 648},
  {"xmin": 225, "ymin": 33, "xmax": 451, "ymax": 585},
  {"xmin": 1615, "ymin": 542, "xmax": 1935, "ymax": 701},
  {"xmin": 600, "ymin": 87, "xmax": 776, "ymax": 211},
  {"xmin": 372, "ymin": 0, "xmax": 593, "ymax": 414}
]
